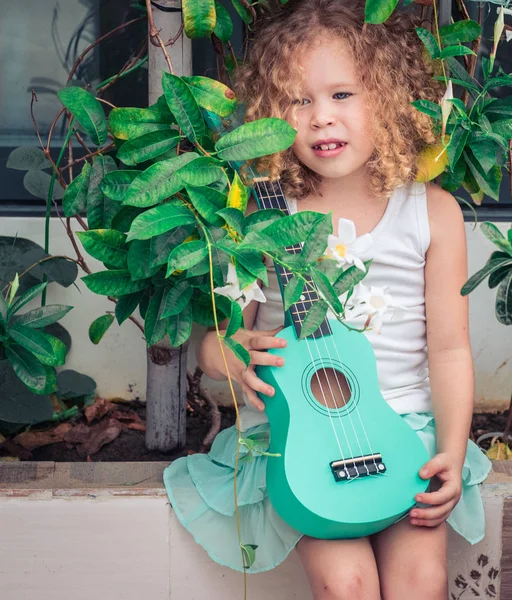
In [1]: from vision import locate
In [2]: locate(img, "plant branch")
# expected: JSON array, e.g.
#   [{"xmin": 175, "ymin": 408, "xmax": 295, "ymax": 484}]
[
  {"xmin": 67, "ymin": 16, "xmax": 147, "ymax": 83},
  {"xmin": 145, "ymin": 0, "xmax": 174, "ymax": 74}
]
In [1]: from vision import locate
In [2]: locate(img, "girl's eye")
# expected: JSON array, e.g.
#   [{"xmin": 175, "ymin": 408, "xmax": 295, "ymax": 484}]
[
  {"xmin": 334, "ymin": 92, "xmax": 352, "ymax": 100},
  {"xmin": 292, "ymin": 98, "xmax": 310, "ymax": 106}
]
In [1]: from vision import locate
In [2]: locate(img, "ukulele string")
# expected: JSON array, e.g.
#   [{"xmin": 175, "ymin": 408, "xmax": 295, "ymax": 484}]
[
  {"xmin": 273, "ymin": 177, "xmax": 380, "ymax": 476},
  {"xmin": 270, "ymin": 178, "xmax": 372, "ymax": 476},
  {"xmin": 258, "ymin": 177, "xmax": 356, "ymax": 471}
]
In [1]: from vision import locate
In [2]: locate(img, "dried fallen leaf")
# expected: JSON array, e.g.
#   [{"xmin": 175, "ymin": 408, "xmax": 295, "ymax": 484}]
[
  {"xmin": 76, "ymin": 418, "xmax": 123, "ymax": 458},
  {"xmin": 111, "ymin": 409, "xmax": 145, "ymax": 431},
  {"xmin": 13, "ymin": 423, "xmax": 73, "ymax": 451},
  {"xmin": 84, "ymin": 397, "xmax": 115, "ymax": 424},
  {"xmin": 486, "ymin": 440, "xmax": 512, "ymax": 460}
]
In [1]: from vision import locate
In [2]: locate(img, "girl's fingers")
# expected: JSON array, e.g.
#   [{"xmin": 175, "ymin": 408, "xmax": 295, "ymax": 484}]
[
  {"xmin": 410, "ymin": 516, "xmax": 448, "ymax": 528},
  {"xmin": 416, "ymin": 484, "xmax": 459, "ymax": 506},
  {"xmin": 242, "ymin": 384, "xmax": 266, "ymax": 411},
  {"xmin": 242, "ymin": 368, "xmax": 275, "ymax": 399},
  {"xmin": 410, "ymin": 503, "xmax": 453, "ymax": 522},
  {"xmin": 248, "ymin": 335, "xmax": 287, "ymax": 351},
  {"xmin": 249, "ymin": 350, "xmax": 284, "ymax": 368}
]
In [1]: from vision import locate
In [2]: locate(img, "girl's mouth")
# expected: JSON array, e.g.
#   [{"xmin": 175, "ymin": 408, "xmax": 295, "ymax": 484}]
[{"xmin": 311, "ymin": 142, "xmax": 347, "ymax": 157}]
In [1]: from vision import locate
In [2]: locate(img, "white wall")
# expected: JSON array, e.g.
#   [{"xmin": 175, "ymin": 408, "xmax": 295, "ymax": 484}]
[{"xmin": 1, "ymin": 217, "xmax": 510, "ymax": 409}]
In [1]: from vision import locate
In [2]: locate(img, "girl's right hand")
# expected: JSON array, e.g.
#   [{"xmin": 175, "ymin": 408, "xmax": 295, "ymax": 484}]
[{"xmin": 210, "ymin": 326, "xmax": 288, "ymax": 411}]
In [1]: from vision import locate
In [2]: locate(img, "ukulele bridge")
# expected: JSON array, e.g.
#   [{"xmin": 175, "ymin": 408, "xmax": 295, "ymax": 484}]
[{"xmin": 330, "ymin": 453, "xmax": 387, "ymax": 481}]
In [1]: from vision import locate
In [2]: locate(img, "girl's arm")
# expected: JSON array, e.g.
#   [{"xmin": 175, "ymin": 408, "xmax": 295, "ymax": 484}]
[{"xmin": 409, "ymin": 182, "xmax": 473, "ymax": 528}]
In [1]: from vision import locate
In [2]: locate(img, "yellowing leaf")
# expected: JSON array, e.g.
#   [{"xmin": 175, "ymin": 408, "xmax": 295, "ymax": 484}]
[
  {"xmin": 470, "ymin": 188, "xmax": 484, "ymax": 206},
  {"xmin": 486, "ymin": 440, "xmax": 512, "ymax": 460},
  {"xmin": 415, "ymin": 135, "xmax": 450, "ymax": 183},
  {"xmin": 227, "ymin": 172, "xmax": 249, "ymax": 212}
]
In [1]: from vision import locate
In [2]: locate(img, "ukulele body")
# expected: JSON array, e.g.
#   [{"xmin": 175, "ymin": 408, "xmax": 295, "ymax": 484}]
[{"xmin": 255, "ymin": 318, "xmax": 430, "ymax": 539}]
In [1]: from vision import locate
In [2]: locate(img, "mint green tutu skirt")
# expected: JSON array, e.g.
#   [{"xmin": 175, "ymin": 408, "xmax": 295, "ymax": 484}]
[{"xmin": 163, "ymin": 412, "xmax": 492, "ymax": 573}]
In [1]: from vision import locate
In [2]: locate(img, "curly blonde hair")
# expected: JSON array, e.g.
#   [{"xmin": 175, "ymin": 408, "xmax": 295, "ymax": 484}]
[{"xmin": 234, "ymin": 0, "xmax": 444, "ymax": 201}]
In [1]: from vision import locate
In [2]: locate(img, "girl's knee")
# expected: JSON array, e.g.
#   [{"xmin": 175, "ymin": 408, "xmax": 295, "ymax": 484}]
[
  {"xmin": 313, "ymin": 567, "xmax": 380, "ymax": 600},
  {"xmin": 403, "ymin": 561, "xmax": 448, "ymax": 598}
]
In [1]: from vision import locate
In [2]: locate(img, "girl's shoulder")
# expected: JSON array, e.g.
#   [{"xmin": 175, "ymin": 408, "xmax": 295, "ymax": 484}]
[{"xmin": 424, "ymin": 182, "xmax": 465, "ymax": 251}]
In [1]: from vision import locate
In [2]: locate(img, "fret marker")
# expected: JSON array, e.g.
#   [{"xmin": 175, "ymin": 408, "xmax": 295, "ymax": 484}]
[{"xmin": 300, "ymin": 295, "xmax": 306, "ymax": 301}]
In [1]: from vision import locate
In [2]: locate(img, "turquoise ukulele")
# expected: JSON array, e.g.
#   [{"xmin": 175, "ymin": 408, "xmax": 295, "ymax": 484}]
[{"xmin": 252, "ymin": 179, "xmax": 431, "ymax": 539}]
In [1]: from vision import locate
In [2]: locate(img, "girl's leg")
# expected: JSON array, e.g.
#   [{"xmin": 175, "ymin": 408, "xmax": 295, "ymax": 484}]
[
  {"xmin": 296, "ymin": 535, "xmax": 381, "ymax": 600},
  {"xmin": 370, "ymin": 517, "xmax": 448, "ymax": 600}
]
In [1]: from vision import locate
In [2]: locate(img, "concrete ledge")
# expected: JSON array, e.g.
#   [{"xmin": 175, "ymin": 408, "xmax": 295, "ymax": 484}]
[{"xmin": 0, "ymin": 461, "xmax": 511, "ymax": 600}]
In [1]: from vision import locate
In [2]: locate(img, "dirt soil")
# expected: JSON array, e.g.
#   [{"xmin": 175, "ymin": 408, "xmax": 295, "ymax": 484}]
[{"xmin": 1, "ymin": 404, "xmax": 509, "ymax": 462}]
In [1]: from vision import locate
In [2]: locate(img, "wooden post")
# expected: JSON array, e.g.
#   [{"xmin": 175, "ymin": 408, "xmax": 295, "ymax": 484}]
[{"xmin": 145, "ymin": 0, "xmax": 192, "ymax": 451}]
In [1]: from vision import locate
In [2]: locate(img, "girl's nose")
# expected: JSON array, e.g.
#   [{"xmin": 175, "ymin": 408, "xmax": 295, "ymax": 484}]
[{"xmin": 310, "ymin": 106, "xmax": 335, "ymax": 129}]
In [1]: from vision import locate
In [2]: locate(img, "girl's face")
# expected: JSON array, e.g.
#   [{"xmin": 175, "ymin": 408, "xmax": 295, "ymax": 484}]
[{"xmin": 289, "ymin": 36, "xmax": 375, "ymax": 183}]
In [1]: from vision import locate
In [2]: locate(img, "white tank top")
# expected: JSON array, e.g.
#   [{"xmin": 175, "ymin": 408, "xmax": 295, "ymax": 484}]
[{"xmin": 239, "ymin": 181, "xmax": 432, "ymax": 431}]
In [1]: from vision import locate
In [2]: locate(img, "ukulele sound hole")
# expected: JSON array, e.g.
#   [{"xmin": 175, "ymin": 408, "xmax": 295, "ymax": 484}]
[{"xmin": 310, "ymin": 368, "xmax": 351, "ymax": 409}]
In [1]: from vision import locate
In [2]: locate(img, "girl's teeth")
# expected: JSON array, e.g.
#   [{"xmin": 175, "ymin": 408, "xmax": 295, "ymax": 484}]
[
  {"xmin": 316, "ymin": 143, "xmax": 344, "ymax": 150},
  {"xmin": 328, "ymin": 143, "xmax": 338, "ymax": 150}
]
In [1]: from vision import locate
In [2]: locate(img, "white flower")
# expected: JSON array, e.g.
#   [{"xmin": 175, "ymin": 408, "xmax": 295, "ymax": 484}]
[
  {"xmin": 213, "ymin": 262, "xmax": 266, "ymax": 310},
  {"xmin": 440, "ymin": 80, "xmax": 453, "ymax": 137},
  {"xmin": 343, "ymin": 283, "xmax": 404, "ymax": 334},
  {"xmin": 506, "ymin": 29, "xmax": 512, "ymax": 43},
  {"xmin": 325, "ymin": 218, "xmax": 373, "ymax": 272},
  {"xmin": 494, "ymin": 7, "xmax": 505, "ymax": 56}
]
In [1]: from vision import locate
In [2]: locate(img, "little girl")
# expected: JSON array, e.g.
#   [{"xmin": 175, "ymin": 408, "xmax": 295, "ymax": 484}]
[{"xmin": 164, "ymin": 1, "xmax": 492, "ymax": 597}]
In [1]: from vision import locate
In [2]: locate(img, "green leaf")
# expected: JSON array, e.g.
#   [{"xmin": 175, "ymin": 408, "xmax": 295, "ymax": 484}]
[
  {"xmin": 244, "ymin": 208, "xmax": 285, "ymax": 233},
  {"xmin": 364, "ymin": 0, "xmax": 398, "ymax": 24},
  {"xmin": 445, "ymin": 57, "xmax": 480, "ymax": 99},
  {"xmin": 123, "ymin": 153, "xmax": 198, "ymax": 207},
  {"xmin": 100, "ymin": 170, "xmax": 140, "ymax": 201},
  {"xmin": 117, "ymin": 130, "xmax": 181, "ymax": 166},
  {"xmin": 490, "ymin": 119, "xmax": 512, "ymax": 139},
  {"xmin": 58, "ymin": 87, "xmax": 108, "ymax": 146},
  {"xmin": 225, "ymin": 299, "xmax": 243, "ymax": 337},
  {"xmin": 150, "ymin": 225, "xmax": 196, "ymax": 267},
  {"xmin": 109, "ymin": 107, "xmax": 174, "ymax": 140},
  {"xmin": 484, "ymin": 76, "xmax": 512, "ymax": 92},
  {"xmin": 447, "ymin": 124, "xmax": 470, "ymax": 170},
  {"xmin": 144, "ymin": 286, "xmax": 167, "ymax": 346},
  {"xmin": 283, "ymin": 275, "xmax": 305, "ymax": 311},
  {"xmin": 161, "ymin": 280, "xmax": 194, "ymax": 317},
  {"xmin": 216, "ymin": 239, "xmax": 267, "ymax": 284},
  {"xmin": 87, "ymin": 155, "xmax": 118, "ymax": 229},
  {"xmin": 192, "ymin": 291, "xmax": 230, "ymax": 326},
  {"xmin": 167, "ymin": 303, "xmax": 193, "ymax": 346},
  {"xmin": 111, "ymin": 206, "xmax": 147, "ymax": 233},
  {"xmin": 127, "ymin": 239, "xmax": 161, "ymax": 280},
  {"xmin": 415, "ymin": 27, "xmax": 440, "ymax": 59},
  {"xmin": 56, "ymin": 369, "xmax": 96, "ymax": 400},
  {"xmin": 0, "ymin": 290, "xmax": 8, "ymax": 322},
  {"xmin": 300, "ymin": 213, "xmax": 332, "ymax": 265},
  {"xmin": 224, "ymin": 335, "xmax": 250, "ymax": 367},
  {"xmin": 77, "ymin": 229, "xmax": 128, "ymax": 268},
  {"xmin": 439, "ymin": 20, "xmax": 481, "ymax": 45},
  {"xmin": 333, "ymin": 262, "xmax": 372, "ymax": 296},
  {"xmin": 299, "ymin": 300, "xmax": 328, "ymax": 340},
  {"xmin": 411, "ymin": 99, "xmax": 442, "ymax": 120},
  {"xmin": 461, "ymin": 258, "xmax": 512, "ymax": 295},
  {"xmin": 439, "ymin": 45, "xmax": 476, "ymax": 59},
  {"xmin": 162, "ymin": 73, "xmax": 205, "ymax": 143},
  {"xmin": 13, "ymin": 305, "xmax": 72, "ymax": 329},
  {"xmin": 166, "ymin": 240, "xmax": 208, "ymax": 276},
  {"xmin": 23, "ymin": 170, "xmax": 65, "ymax": 201},
  {"xmin": 9, "ymin": 324, "xmax": 54, "ymax": 360},
  {"xmin": 469, "ymin": 132, "xmax": 507, "ymax": 173},
  {"xmin": 240, "ymin": 543, "xmax": 258, "ymax": 570},
  {"xmin": 63, "ymin": 161, "xmax": 91, "ymax": 217},
  {"xmin": 481, "ymin": 222, "xmax": 512, "ymax": 256},
  {"xmin": 464, "ymin": 150, "xmax": 502, "ymax": 201},
  {"xmin": 183, "ymin": 0, "xmax": 216, "ymax": 38},
  {"xmin": 6, "ymin": 344, "xmax": 48, "ymax": 394},
  {"xmin": 89, "ymin": 314, "xmax": 115, "ymax": 344},
  {"xmin": 237, "ymin": 231, "xmax": 276, "ymax": 252},
  {"xmin": 231, "ymin": 0, "xmax": 253, "ymax": 24},
  {"xmin": 115, "ymin": 290, "xmax": 145, "ymax": 325},
  {"xmin": 213, "ymin": 1, "xmax": 233, "ymax": 42},
  {"xmin": 496, "ymin": 271, "xmax": 512, "ymax": 325},
  {"xmin": 217, "ymin": 207, "xmax": 245, "ymax": 233},
  {"xmin": 26, "ymin": 331, "xmax": 66, "ymax": 367},
  {"xmin": 127, "ymin": 202, "xmax": 196, "ymax": 241},
  {"xmin": 310, "ymin": 268, "xmax": 343, "ymax": 314},
  {"xmin": 182, "ymin": 76, "xmax": 236, "ymax": 117},
  {"xmin": 7, "ymin": 282, "xmax": 47, "ymax": 318},
  {"xmin": 186, "ymin": 186, "xmax": 226, "ymax": 226},
  {"xmin": 215, "ymin": 118, "xmax": 296, "ymax": 161},
  {"xmin": 177, "ymin": 156, "xmax": 225, "ymax": 187},
  {"xmin": 82, "ymin": 270, "xmax": 148, "ymax": 296},
  {"xmin": 483, "ymin": 96, "xmax": 512, "ymax": 118},
  {"xmin": 261, "ymin": 211, "xmax": 324, "ymax": 247},
  {"xmin": 441, "ymin": 156, "xmax": 466, "ymax": 192},
  {"xmin": 488, "ymin": 262, "xmax": 512, "ymax": 289},
  {"xmin": 6, "ymin": 146, "xmax": 50, "ymax": 170}
]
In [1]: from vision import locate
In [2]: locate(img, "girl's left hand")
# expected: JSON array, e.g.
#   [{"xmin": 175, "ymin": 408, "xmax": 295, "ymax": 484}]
[{"xmin": 410, "ymin": 452, "xmax": 463, "ymax": 527}]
